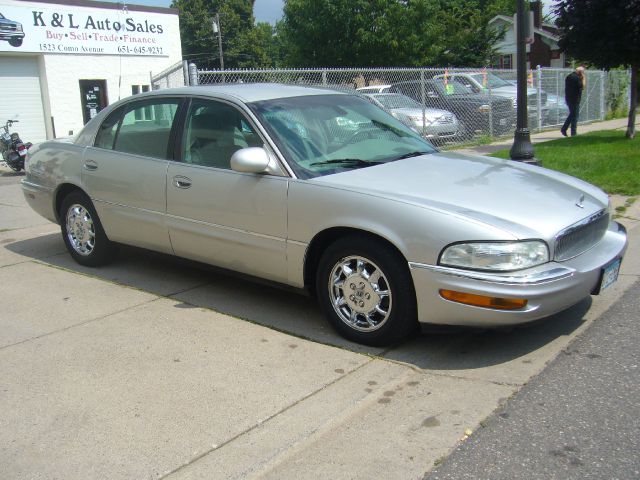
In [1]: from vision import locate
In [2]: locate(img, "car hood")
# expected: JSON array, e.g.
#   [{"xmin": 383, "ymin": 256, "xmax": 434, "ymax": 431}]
[
  {"xmin": 444, "ymin": 93, "xmax": 511, "ymax": 107},
  {"xmin": 391, "ymin": 107, "xmax": 454, "ymax": 119},
  {"xmin": 313, "ymin": 152, "xmax": 608, "ymax": 239}
]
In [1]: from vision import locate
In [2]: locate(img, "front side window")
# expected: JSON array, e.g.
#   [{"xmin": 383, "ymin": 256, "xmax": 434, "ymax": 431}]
[
  {"xmin": 250, "ymin": 94, "xmax": 436, "ymax": 179},
  {"xmin": 372, "ymin": 94, "xmax": 422, "ymax": 110},
  {"xmin": 112, "ymin": 100, "xmax": 180, "ymax": 159},
  {"xmin": 182, "ymin": 99, "xmax": 262, "ymax": 169},
  {"xmin": 469, "ymin": 73, "xmax": 511, "ymax": 89}
]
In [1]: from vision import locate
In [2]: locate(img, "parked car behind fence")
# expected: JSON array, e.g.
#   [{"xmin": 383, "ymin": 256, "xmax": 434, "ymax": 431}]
[
  {"xmin": 157, "ymin": 66, "xmax": 630, "ymax": 146},
  {"xmin": 362, "ymin": 93, "xmax": 460, "ymax": 145}
]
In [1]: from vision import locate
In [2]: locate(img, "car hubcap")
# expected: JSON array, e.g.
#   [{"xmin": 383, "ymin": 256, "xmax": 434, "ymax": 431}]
[
  {"xmin": 329, "ymin": 256, "xmax": 392, "ymax": 332},
  {"xmin": 66, "ymin": 204, "xmax": 95, "ymax": 256}
]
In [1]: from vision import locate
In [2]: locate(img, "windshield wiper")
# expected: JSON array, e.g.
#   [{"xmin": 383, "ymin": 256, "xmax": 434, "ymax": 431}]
[
  {"xmin": 389, "ymin": 151, "xmax": 431, "ymax": 161},
  {"xmin": 310, "ymin": 158, "xmax": 383, "ymax": 167}
]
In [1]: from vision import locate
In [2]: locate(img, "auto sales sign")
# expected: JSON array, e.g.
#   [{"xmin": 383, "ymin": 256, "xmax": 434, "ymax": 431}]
[{"xmin": 0, "ymin": 2, "xmax": 172, "ymax": 56}]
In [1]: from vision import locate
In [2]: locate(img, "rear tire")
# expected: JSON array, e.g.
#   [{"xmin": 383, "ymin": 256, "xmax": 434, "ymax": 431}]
[
  {"xmin": 59, "ymin": 191, "xmax": 116, "ymax": 267},
  {"xmin": 315, "ymin": 235, "xmax": 418, "ymax": 346}
]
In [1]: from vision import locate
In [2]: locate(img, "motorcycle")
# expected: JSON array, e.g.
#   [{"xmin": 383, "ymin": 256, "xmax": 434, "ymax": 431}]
[{"xmin": 1, "ymin": 120, "xmax": 32, "ymax": 172}]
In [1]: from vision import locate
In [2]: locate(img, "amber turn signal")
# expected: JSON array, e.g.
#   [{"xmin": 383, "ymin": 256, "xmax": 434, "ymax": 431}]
[{"xmin": 439, "ymin": 289, "xmax": 528, "ymax": 310}]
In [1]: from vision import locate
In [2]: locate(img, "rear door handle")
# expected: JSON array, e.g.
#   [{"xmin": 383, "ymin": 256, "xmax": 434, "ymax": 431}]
[
  {"xmin": 173, "ymin": 176, "xmax": 192, "ymax": 189},
  {"xmin": 83, "ymin": 160, "xmax": 98, "ymax": 171}
]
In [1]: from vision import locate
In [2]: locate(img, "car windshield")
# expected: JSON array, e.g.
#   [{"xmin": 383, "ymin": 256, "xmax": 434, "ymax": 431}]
[
  {"xmin": 430, "ymin": 79, "xmax": 473, "ymax": 95},
  {"xmin": 250, "ymin": 94, "xmax": 436, "ymax": 179},
  {"xmin": 371, "ymin": 94, "xmax": 422, "ymax": 110},
  {"xmin": 469, "ymin": 73, "xmax": 512, "ymax": 89},
  {"xmin": 0, "ymin": 13, "xmax": 5, "ymax": 19}
]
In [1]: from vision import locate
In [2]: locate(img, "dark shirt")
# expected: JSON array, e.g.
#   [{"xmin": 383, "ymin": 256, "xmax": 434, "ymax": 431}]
[{"xmin": 565, "ymin": 72, "xmax": 583, "ymax": 104}]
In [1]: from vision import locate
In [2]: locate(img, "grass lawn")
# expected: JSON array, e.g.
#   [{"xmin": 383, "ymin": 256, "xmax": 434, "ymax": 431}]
[{"xmin": 490, "ymin": 130, "xmax": 639, "ymax": 196}]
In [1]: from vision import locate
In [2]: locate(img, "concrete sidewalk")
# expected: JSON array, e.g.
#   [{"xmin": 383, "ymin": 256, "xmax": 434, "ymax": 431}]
[
  {"xmin": 453, "ymin": 116, "xmax": 638, "ymax": 156},
  {"xmin": 1, "ymin": 156, "xmax": 639, "ymax": 479}
]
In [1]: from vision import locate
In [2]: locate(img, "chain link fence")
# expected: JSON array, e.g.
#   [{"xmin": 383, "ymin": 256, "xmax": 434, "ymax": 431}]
[
  {"xmin": 154, "ymin": 65, "xmax": 631, "ymax": 147},
  {"xmin": 151, "ymin": 61, "xmax": 189, "ymax": 90}
]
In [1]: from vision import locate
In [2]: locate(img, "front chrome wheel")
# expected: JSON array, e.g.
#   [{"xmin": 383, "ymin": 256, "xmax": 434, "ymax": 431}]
[
  {"xmin": 329, "ymin": 255, "xmax": 392, "ymax": 332},
  {"xmin": 65, "ymin": 204, "xmax": 96, "ymax": 256}
]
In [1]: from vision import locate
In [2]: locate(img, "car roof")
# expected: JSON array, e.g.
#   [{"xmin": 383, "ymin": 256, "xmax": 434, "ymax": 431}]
[{"xmin": 134, "ymin": 83, "xmax": 349, "ymax": 104}]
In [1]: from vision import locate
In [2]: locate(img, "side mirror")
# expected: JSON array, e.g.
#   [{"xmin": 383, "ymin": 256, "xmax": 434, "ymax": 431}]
[{"xmin": 230, "ymin": 147, "xmax": 270, "ymax": 174}]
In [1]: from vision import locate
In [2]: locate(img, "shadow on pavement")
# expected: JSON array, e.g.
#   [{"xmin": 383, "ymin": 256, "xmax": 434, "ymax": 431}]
[
  {"xmin": 5, "ymin": 233, "xmax": 589, "ymax": 367},
  {"xmin": 0, "ymin": 170, "xmax": 25, "ymax": 178},
  {"xmin": 385, "ymin": 298, "xmax": 591, "ymax": 370}
]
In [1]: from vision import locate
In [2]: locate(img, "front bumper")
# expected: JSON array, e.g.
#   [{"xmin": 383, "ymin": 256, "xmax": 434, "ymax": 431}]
[
  {"xmin": 409, "ymin": 221, "xmax": 627, "ymax": 327},
  {"xmin": 0, "ymin": 31, "xmax": 25, "ymax": 41}
]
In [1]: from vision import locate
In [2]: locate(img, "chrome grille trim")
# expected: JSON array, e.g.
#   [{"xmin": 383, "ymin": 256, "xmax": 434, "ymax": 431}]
[{"xmin": 554, "ymin": 209, "xmax": 610, "ymax": 261}]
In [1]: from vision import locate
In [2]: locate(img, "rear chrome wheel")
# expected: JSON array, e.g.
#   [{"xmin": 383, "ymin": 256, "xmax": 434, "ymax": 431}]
[
  {"xmin": 316, "ymin": 235, "xmax": 417, "ymax": 346},
  {"xmin": 60, "ymin": 191, "xmax": 116, "ymax": 267},
  {"xmin": 66, "ymin": 204, "xmax": 96, "ymax": 256}
]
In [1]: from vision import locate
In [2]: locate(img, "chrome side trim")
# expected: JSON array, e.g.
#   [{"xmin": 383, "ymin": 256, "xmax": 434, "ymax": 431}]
[
  {"xmin": 21, "ymin": 180, "xmax": 53, "ymax": 193},
  {"xmin": 165, "ymin": 213, "xmax": 287, "ymax": 243},
  {"xmin": 408, "ymin": 262, "xmax": 575, "ymax": 285}
]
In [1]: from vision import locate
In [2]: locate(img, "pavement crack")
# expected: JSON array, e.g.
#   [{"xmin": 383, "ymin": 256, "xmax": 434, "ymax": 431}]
[
  {"xmin": 159, "ymin": 358, "xmax": 377, "ymax": 480},
  {"xmin": 0, "ymin": 297, "xmax": 160, "ymax": 352}
]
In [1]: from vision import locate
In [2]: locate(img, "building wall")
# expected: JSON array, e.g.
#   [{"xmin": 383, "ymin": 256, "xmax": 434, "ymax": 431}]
[
  {"xmin": 41, "ymin": 41, "xmax": 181, "ymax": 137},
  {"xmin": 0, "ymin": 0, "xmax": 181, "ymax": 140}
]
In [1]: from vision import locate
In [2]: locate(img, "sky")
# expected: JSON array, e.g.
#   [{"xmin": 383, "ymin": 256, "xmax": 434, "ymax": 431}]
[
  {"xmin": 107, "ymin": 1, "xmax": 555, "ymax": 25},
  {"xmin": 107, "ymin": 0, "xmax": 285, "ymax": 24}
]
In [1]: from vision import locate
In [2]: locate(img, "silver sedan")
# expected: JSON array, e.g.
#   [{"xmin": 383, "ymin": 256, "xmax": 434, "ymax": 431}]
[
  {"xmin": 22, "ymin": 84, "xmax": 627, "ymax": 346},
  {"xmin": 362, "ymin": 93, "xmax": 460, "ymax": 143}
]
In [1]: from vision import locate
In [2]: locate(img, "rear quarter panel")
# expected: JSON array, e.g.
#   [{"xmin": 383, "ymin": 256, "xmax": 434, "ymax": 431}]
[{"xmin": 24, "ymin": 141, "xmax": 86, "ymax": 222}]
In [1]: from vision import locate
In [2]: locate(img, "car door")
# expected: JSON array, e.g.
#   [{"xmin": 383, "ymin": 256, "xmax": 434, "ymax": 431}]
[
  {"xmin": 82, "ymin": 97, "xmax": 182, "ymax": 253},
  {"xmin": 166, "ymin": 98, "xmax": 289, "ymax": 284}
]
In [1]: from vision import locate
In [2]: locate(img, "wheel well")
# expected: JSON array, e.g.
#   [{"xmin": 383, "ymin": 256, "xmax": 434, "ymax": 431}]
[
  {"xmin": 54, "ymin": 184, "xmax": 86, "ymax": 222},
  {"xmin": 303, "ymin": 227, "xmax": 409, "ymax": 294}
]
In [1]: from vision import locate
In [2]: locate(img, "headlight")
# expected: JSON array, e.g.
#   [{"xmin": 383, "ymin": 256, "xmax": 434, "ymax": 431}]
[
  {"xmin": 439, "ymin": 240, "xmax": 549, "ymax": 272},
  {"xmin": 16, "ymin": 25, "xmax": 23, "ymax": 32},
  {"xmin": 478, "ymin": 104, "xmax": 492, "ymax": 113}
]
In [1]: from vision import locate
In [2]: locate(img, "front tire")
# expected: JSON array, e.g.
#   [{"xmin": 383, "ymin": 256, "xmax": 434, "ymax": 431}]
[
  {"xmin": 316, "ymin": 235, "xmax": 418, "ymax": 346},
  {"xmin": 9, "ymin": 38, "xmax": 23, "ymax": 47},
  {"xmin": 60, "ymin": 191, "xmax": 116, "ymax": 267}
]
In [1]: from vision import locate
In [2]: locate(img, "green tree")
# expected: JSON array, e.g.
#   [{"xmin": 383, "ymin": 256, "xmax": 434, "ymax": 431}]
[
  {"xmin": 172, "ymin": 0, "xmax": 280, "ymax": 69},
  {"xmin": 554, "ymin": 0, "xmax": 639, "ymax": 138},
  {"xmin": 279, "ymin": 0, "xmax": 515, "ymax": 68}
]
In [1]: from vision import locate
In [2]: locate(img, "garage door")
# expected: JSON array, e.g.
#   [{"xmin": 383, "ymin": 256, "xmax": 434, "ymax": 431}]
[{"xmin": 0, "ymin": 56, "xmax": 47, "ymax": 143}]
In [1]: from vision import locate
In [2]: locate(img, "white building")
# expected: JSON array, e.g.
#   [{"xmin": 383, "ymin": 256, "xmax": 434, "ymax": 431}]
[
  {"xmin": 0, "ymin": 0, "xmax": 181, "ymax": 142},
  {"xmin": 489, "ymin": 1, "xmax": 566, "ymax": 71}
]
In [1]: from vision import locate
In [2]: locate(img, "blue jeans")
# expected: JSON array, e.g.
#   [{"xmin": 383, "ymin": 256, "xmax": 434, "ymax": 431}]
[{"xmin": 562, "ymin": 101, "xmax": 580, "ymax": 136}]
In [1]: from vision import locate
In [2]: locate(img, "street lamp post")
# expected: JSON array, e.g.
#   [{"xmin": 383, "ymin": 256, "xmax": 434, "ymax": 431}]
[{"xmin": 509, "ymin": 0, "xmax": 540, "ymax": 166}]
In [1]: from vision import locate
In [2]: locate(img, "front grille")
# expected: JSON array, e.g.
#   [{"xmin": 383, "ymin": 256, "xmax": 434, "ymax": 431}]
[
  {"xmin": 528, "ymin": 92, "xmax": 548, "ymax": 107},
  {"xmin": 1, "ymin": 25, "xmax": 18, "ymax": 32},
  {"xmin": 434, "ymin": 115, "xmax": 455, "ymax": 125},
  {"xmin": 554, "ymin": 209, "xmax": 610, "ymax": 261}
]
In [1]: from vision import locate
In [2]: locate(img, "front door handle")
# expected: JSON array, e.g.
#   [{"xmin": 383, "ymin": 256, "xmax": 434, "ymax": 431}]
[
  {"xmin": 83, "ymin": 160, "xmax": 98, "ymax": 171},
  {"xmin": 173, "ymin": 175, "xmax": 192, "ymax": 189}
]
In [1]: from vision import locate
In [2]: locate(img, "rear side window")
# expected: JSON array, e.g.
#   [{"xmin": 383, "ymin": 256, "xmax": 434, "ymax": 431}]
[
  {"xmin": 94, "ymin": 99, "xmax": 181, "ymax": 159},
  {"xmin": 115, "ymin": 101, "xmax": 180, "ymax": 159},
  {"xmin": 94, "ymin": 108, "xmax": 122, "ymax": 150}
]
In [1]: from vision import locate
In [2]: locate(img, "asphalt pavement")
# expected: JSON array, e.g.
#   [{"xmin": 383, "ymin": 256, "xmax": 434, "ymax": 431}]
[{"xmin": 426, "ymin": 279, "xmax": 640, "ymax": 480}]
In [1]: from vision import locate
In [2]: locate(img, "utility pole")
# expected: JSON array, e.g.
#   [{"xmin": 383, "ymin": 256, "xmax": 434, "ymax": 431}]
[
  {"xmin": 212, "ymin": 13, "xmax": 224, "ymax": 71},
  {"xmin": 509, "ymin": 0, "xmax": 540, "ymax": 165}
]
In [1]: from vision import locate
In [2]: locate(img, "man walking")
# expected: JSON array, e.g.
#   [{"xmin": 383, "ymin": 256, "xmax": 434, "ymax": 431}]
[{"xmin": 561, "ymin": 66, "xmax": 585, "ymax": 136}]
